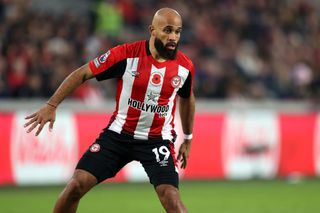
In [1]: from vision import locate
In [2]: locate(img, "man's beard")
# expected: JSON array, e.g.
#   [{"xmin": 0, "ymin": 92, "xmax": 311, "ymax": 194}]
[{"xmin": 154, "ymin": 38, "xmax": 178, "ymax": 60}]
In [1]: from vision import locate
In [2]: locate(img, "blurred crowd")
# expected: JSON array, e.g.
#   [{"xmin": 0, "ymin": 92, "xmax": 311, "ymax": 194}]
[{"xmin": 1, "ymin": 0, "xmax": 320, "ymax": 102}]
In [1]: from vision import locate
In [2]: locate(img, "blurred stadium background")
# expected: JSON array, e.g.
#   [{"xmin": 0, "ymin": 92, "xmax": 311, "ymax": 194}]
[{"xmin": 1, "ymin": 0, "xmax": 320, "ymax": 212}]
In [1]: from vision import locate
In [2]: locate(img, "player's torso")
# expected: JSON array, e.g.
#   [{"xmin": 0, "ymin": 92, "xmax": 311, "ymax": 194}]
[
  {"xmin": 110, "ymin": 54, "xmax": 189, "ymax": 140},
  {"xmin": 123, "ymin": 56, "xmax": 182, "ymax": 117}
]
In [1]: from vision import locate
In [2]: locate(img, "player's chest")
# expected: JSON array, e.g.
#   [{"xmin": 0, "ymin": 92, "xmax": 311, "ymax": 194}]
[{"xmin": 123, "ymin": 58, "xmax": 184, "ymax": 97}]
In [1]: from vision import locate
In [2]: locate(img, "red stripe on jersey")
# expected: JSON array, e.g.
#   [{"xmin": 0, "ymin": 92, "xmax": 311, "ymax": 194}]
[
  {"xmin": 148, "ymin": 63, "xmax": 179, "ymax": 137},
  {"xmin": 170, "ymin": 98, "xmax": 177, "ymax": 138},
  {"xmin": 122, "ymin": 57, "xmax": 152, "ymax": 133},
  {"xmin": 169, "ymin": 143, "xmax": 178, "ymax": 166}
]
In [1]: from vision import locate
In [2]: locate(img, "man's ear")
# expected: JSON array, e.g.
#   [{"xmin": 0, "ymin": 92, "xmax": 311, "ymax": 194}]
[{"xmin": 149, "ymin": 25, "xmax": 155, "ymax": 36}]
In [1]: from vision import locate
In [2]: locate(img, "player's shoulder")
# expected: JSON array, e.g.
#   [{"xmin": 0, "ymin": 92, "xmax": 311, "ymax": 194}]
[
  {"xmin": 119, "ymin": 40, "xmax": 143, "ymax": 48},
  {"xmin": 117, "ymin": 40, "xmax": 146, "ymax": 57},
  {"xmin": 176, "ymin": 51, "xmax": 194, "ymax": 70}
]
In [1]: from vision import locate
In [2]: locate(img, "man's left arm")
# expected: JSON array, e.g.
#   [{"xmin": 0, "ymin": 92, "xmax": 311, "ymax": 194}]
[{"xmin": 177, "ymin": 92, "xmax": 195, "ymax": 169}]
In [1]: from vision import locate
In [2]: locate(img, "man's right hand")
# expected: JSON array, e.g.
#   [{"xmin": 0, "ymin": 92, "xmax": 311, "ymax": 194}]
[{"xmin": 24, "ymin": 103, "xmax": 56, "ymax": 136}]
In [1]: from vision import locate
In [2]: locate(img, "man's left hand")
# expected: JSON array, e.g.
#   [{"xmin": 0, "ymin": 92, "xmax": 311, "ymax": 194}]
[{"xmin": 177, "ymin": 139, "xmax": 192, "ymax": 169}]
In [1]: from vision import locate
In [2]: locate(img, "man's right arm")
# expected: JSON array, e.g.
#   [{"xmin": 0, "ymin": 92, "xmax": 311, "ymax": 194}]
[
  {"xmin": 47, "ymin": 63, "xmax": 94, "ymax": 107},
  {"xmin": 24, "ymin": 63, "xmax": 94, "ymax": 136}
]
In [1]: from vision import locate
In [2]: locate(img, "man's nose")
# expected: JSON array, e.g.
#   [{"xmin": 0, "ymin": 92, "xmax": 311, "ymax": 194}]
[{"xmin": 168, "ymin": 32, "xmax": 177, "ymax": 41}]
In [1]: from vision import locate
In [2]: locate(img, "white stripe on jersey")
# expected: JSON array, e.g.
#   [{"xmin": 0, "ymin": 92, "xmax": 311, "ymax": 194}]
[
  {"xmin": 134, "ymin": 65, "xmax": 166, "ymax": 139},
  {"xmin": 108, "ymin": 58, "xmax": 139, "ymax": 134},
  {"xmin": 162, "ymin": 65, "xmax": 190, "ymax": 141},
  {"xmin": 178, "ymin": 65, "xmax": 191, "ymax": 86}
]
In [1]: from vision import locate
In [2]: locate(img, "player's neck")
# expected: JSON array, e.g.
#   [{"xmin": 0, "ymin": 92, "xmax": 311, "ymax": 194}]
[{"xmin": 149, "ymin": 40, "xmax": 167, "ymax": 62}]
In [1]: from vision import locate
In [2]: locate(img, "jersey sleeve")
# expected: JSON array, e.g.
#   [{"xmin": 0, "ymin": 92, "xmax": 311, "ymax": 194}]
[
  {"xmin": 177, "ymin": 63, "xmax": 194, "ymax": 98},
  {"xmin": 89, "ymin": 44, "xmax": 128, "ymax": 81}
]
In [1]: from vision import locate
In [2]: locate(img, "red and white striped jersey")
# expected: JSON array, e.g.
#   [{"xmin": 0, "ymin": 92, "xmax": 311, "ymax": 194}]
[{"xmin": 89, "ymin": 40, "xmax": 194, "ymax": 141}]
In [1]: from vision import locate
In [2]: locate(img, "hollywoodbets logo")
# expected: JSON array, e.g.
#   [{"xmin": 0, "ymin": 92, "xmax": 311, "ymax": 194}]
[{"xmin": 128, "ymin": 98, "xmax": 169, "ymax": 117}]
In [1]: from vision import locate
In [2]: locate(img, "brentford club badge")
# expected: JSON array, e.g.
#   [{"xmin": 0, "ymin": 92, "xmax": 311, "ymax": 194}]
[
  {"xmin": 90, "ymin": 143, "xmax": 100, "ymax": 152},
  {"xmin": 171, "ymin": 75, "xmax": 181, "ymax": 88},
  {"xmin": 150, "ymin": 72, "xmax": 163, "ymax": 86}
]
